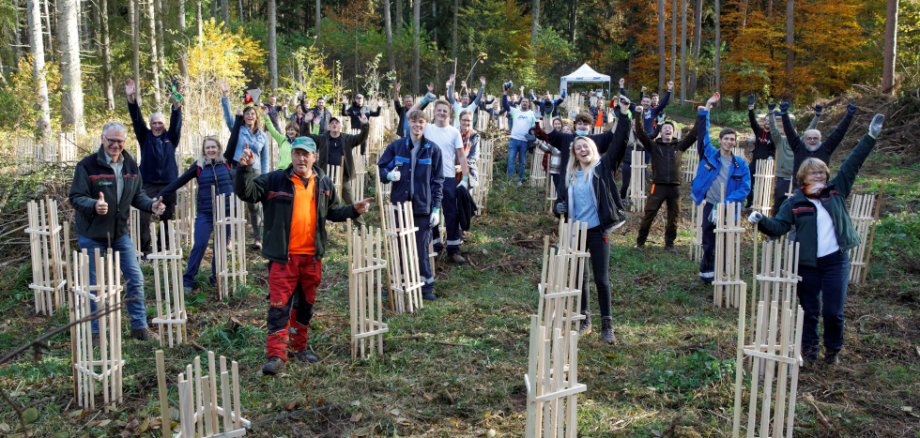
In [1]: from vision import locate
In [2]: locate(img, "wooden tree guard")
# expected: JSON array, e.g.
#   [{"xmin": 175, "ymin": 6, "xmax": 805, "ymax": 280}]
[
  {"xmin": 526, "ymin": 219, "xmax": 589, "ymax": 437},
  {"xmin": 347, "ymin": 220, "xmax": 389, "ymax": 360},
  {"xmin": 733, "ymin": 146, "xmax": 746, "ymax": 159},
  {"xmin": 327, "ymin": 164, "xmax": 343, "ymax": 196},
  {"xmin": 847, "ymin": 193, "xmax": 878, "ymax": 284},
  {"xmin": 750, "ymin": 239, "xmax": 801, "ymax": 346},
  {"xmin": 382, "ymin": 201, "xmax": 424, "ymax": 313},
  {"xmin": 26, "ymin": 198, "xmax": 66, "ymax": 315},
  {"xmin": 682, "ymin": 148, "xmax": 699, "ymax": 183},
  {"xmin": 148, "ymin": 221, "xmax": 188, "ymax": 347},
  {"xmin": 628, "ymin": 148, "xmax": 647, "ymax": 212},
  {"xmin": 473, "ymin": 139, "xmax": 495, "ymax": 215},
  {"xmin": 71, "ymin": 248, "xmax": 124, "ymax": 411},
  {"xmin": 350, "ymin": 148, "xmax": 367, "ymax": 201},
  {"xmin": 732, "ymin": 280, "xmax": 805, "ymax": 438},
  {"xmin": 545, "ymin": 177, "xmax": 558, "ymax": 215},
  {"xmin": 214, "ymin": 194, "xmax": 248, "ymax": 299},
  {"xmin": 156, "ymin": 350, "xmax": 250, "ymax": 438},
  {"xmin": 751, "ymin": 158, "xmax": 775, "ymax": 217},
  {"xmin": 690, "ymin": 200, "xmax": 706, "ymax": 262},
  {"xmin": 530, "ymin": 146, "xmax": 547, "ymax": 188},
  {"xmin": 175, "ymin": 181, "xmax": 198, "ymax": 248},
  {"xmin": 714, "ymin": 200, "xmax": 745, "ymax": 308},
  {"xmin": 129, "ymin": 207, "xmax": 144, "ymax": 261}
]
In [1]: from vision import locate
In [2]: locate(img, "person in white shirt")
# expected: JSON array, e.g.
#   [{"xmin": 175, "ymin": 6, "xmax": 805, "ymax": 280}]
[{"xmin": 502, "ymin": 87, "xmax": 536, "ymax": 185}]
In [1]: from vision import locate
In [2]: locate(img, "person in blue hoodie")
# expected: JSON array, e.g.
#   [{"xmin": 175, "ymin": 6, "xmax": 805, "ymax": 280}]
[
  {"xmin": 692, "ymin": 93, "xmax": 751, "ymax": 283},
  {"xmin": 377, "ymin": 109, "xmax": 445, "ymax": 301},
  {"xmin": 158, "ymin": 136, "xmax": 234, "ymax": 295}
]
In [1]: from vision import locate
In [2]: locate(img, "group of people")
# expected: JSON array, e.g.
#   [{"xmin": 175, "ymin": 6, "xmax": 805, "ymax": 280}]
[{"xmin": 67, "ymin": 70, "xmax": 885, "ymax": 375}]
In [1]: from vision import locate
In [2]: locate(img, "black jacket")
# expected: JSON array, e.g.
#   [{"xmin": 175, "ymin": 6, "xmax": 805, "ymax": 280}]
[
  {"xmin": 633, "ymin": 111, "xmax": 699, "ymax": 185},
  {"xmin": 782, "ymin": 110, "xmax": 855, "ymax": 173},
  {"xmin": 307, "ymin": 123, "xmax": 370, "ymax": 179},
  {"xmin": 748, "ymin": 109, "xmax": 775, "ymax": 160},
  {"xmin": 127, "ymin": 101, "xmax": 181, "ymax": 184}
]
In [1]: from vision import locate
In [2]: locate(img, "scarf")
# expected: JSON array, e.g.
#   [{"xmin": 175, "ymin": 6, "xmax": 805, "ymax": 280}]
[
  {"xmin": 802, "ymin": 183, "xmax": 826, "ymax": 198},
  {"xmin": 460, "ymin": 129, "xmax": 473, "ymax": 154}
]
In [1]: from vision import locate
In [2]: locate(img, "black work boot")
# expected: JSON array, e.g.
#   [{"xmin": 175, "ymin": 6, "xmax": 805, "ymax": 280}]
[
  {"xmin": 293, "ymin": 350, "xmax": 320, "ymax": 364},
  {"xmin": 261, "ymin": 357, "xmax": 285, "ymax": 376},
  {"xmin": 601, "ymin": 318, "xmax": 617, "ymax": 345},
  {"xmin": 578, "ymin": 316, "xmax": 592, "ymax": 336},
  {"xmin": 824, "ymin": 348, "xmax": 840, "ymax": 366}
]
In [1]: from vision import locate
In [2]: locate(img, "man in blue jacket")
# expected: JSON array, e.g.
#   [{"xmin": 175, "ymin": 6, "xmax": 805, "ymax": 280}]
[
  {"xmin": 692, "ymin": 93, "xmax": 751, "ymax": 283},
  {"xmin": 125, "ymin": 79, "xmax": 181, "ymax": 255},
  {"xmin": 377, "ymin": 109, "xmax": 444, "ymax": 301}
]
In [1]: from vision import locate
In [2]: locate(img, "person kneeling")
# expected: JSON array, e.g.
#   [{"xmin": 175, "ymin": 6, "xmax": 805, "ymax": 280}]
[{"xmin": 235, "ymin": 137, "xmax": 373, "ymax": 376}]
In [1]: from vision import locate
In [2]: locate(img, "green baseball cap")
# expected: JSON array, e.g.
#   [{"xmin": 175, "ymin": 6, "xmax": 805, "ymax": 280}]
[{"xmin": 291, "ymin": 136, "xmax": 317, "ymax": 153}]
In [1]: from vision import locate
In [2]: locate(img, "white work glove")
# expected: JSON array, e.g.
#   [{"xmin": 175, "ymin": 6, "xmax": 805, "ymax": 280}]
[
  {"xmin": 458, "ymin": 176, "xmax": 469, "ymax": 190},
  {"xmin": 387, "ymin": 168, "xmax": 401, "ymax": 182},
  {"xmin": 709, "ymin": 208, "xmax": 718, "ymax": 224},
  {"xmin": 429, "ymin": 208, "xmax": 441, "ymax": 228},
  {"xmin": 748, "ymin": 211, "xmax": 764, "ymax": 224}
]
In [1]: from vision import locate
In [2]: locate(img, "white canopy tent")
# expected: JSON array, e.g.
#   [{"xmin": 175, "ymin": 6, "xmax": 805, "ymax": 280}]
[{"xmin": 559, "ymin": 63, "xmax": 611, "ymax": 96}]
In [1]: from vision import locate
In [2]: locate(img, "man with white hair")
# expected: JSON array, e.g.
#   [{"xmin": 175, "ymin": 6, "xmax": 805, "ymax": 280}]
[
  {"xmin": 779, "ymin": 100, "xmax": 857, "ymax": 178},
  {"xmin": 69, "ymin": 121, "xmax": 168, "ymax": 341},
  {"xmin": 125, "ymin": 78, "xmax": 182, "ymax": 255}
]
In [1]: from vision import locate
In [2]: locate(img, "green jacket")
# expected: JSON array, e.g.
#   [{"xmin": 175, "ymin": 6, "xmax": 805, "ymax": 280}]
[
  {"xmin": 758, "ymin": 133, "xmax": 875, "ymax": 267},
  {"xmin": 770, "ymin": 112, "xmax": 819, "ymax": 179},
  {"xmin": 264, "ymin": 114, "xmax": 294, "ymax": 170},
  {"xmin": 69, "ymin": 146, "xmax": 156, "ymax": 243},
  {"xmin": 234, "ymin": 164, "xmax": 358, "ymax": 263}
]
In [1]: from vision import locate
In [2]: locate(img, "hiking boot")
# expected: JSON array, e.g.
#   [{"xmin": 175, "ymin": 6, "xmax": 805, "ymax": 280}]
[
  {"xmin": 183, "ymin": 285, "xmax": 194, "ymax": 297},
  {"xmin": 449, "ymin": 253, "xmax": 467, "ymax": 265},
  {"xmin": 292, "ymin": 350, "xmax": 320, "ymax": 364},
  {"xmin": 578, "ymin": 319, "xmax": 592, "ymax": 336},
  {"xmin": 824, "ymin": 349, "xmax": 840, "ymax": 366},
  {"xmin": 261, "ymin": 357, "xmax": 285, "ymax": 375},
  {"xmin": 131, "ymin": 328, "xmax": 159, "ymax": 341},
  {"xmin": 664, "ymin": 245, "xmax": 678, "ymax": 254},
  {"xmin": 432, "ymin": 243, "xmax": 443, "ymax": 254},
  {"xmin": 516, "ymin": 180, "xmax": 523, "ymax": 187},
  {"xmin": 422, "ymin": 291, "xmax": 438, "ymax": 301},
  {"xmin": 601, "ymin": 318, "xmax": 617, "ymax": 345}
]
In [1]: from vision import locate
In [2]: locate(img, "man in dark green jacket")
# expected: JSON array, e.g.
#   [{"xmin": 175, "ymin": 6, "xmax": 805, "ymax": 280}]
[
  {"xmin": 235, "ymin": 137, "xmax": 373, "ymax": 375},
  {"xmin": 69, "ymin": 121, "xmax": 167, "ymax": 341}
]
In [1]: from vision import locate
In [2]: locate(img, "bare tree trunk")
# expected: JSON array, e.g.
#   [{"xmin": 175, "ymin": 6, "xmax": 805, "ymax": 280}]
[
  {"xmin": 767, "ymin": 0, "xmax": 773, "ymax": 17},
  {"xmin": 784, "ymin": 0, "xmax": 793, "ymax": 92},
  {"xmin": 679, "ymin": 0, "xmax": 688, "ymax": 103},
  {"xmin": 670, "ymin": 0, "xmax": 677, "ymax": 86},
  {"xmin": 156, "ymin": 0, "xmax": 166, "ymax": 81},
  {"xmin": 197, "ymin": 0, "xmax": 203, "ymax": 43},
  {"xmin": 178, "ymin": 0, "xmax": 188, "ymax": 78},
  {"xmin": 453, "ymin": 0, "xmax": 460, "ymax": 63},
  {"xmin": 238, "ymin": 0, "xmax": 244, "ymax": 21},
  {"xmin": 179, "ymin": 0, "xmax": 186, "ymax": 30},
  {"xmin": 42, "ymin": 0, "xmax": 53, "ymax": 60},
  {"xmin": 741, "ymin": 0, "xmax": 748, "ymax": 27},
  {"xmin": 14, "ymin": 0, "xmax": 23, "ymax": 65},
  {"xmin": 531, "ymin": 0, "xmax": 540, "ymax": 51},
  {"xmin": 658, "ymin": 0, "xmax": 666, "ymax": 93},
  {"xmin": 59, "ymin": 0, "xmax": 85, "ymax": 134},
  {"xmin": 412, "ymin": 0, "xmax": 420, "ymax": 95},
  {"xmin": 221, "ymin": 0, "xmax": 229, "ymax": 25},
  {"xmin": 690, "ymin": 0, "xmax": 702, "ymax": 97},
  {"xmin": 395, "ymin": 0, "xmax": 403, "ymax": 30},
  {"xmin": 315, "ymin": 0, "xmax": 321, "ymax": 45},
  {"xmin": 267, "ymin": 0, "xmax": 277, "ymax": 90},
  {"xmin": 882, "ymin": 0, "xmax": 899, "ymax": 94},
  {"xmin": 27, "ymin": 0, "xmax": 51, "ymax": 140},
  {"xmin": 568, "ymin": 0, "xmax": 577, "ymax": 43},
  {"xmin": 384, "ymin": 0, "xmax": 395, "ymax": 73},
  {"xmin": 130, "ymin": 0, "xmax": 141, "ymax": 106},
  {"xmin": 100, "ymin": 0, "xmax": 114, "ymax": 111},
  {"xmin": 714, "ymin": 0, "xmax": 721, "ymax": 92},
  {"xmin": 148, "ymin": 0, "xmax": 162, "ymax": 109},
  {"xmin": 79, "ymin": 0, "xmax": 90, "ymax": 50}
]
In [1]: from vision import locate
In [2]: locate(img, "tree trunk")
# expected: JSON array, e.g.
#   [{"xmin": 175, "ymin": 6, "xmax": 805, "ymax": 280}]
[
  {"xmin": 679, "ymin": 0, "xmax": 688, "ymax": 103},
  {"xmin": 741, "ymin": 0, "xmax": 748, "ymax": 27},
  {"xmin": 412, "ymin": 0, "xmax": 420, "ymax": 95},
  {"xmin": 238, "ymin": 0, "xmax": 244, "ymax": 21},
  {"xmin": 42, "ymin": 0, "xmax": 53, "ymax": 60},
  {"xmin": 767, "ymin": 0, "xmax": 773, "ymax": 17},
  {"xmin": 531, "ymin": 0, "xmax": 540, "ymax": 51},
  {"xmin": 395, "ymin": 0, "xmax": 403, "ymax": 30},
  {"xmin": 130, "ymin": 0, "xmax": 141, "ymax": 106},
  {"xmin": 197, "ymin": 0, "xmax": 203, "ymax": 43},
  {"xmin": 568, "ymin": 0, "xmax": 577, "ymax": 43},
  {"xmin": 14, "ymin": 0, "xmax": 23, "ymax": 66},
  {"xmin": 784, "ymin": 0, "xmax": 793, "ymax": 93},
  {"xmin": 99, "ymin": 0, "xmax": 114, "ymax": 111},
  {"xmin": 690, "ymin": 0, "xmax": 702, "ymax": 97},
  {"xmin": 714, "ymin": 0, "xmax": 721, "ymax": 93},
  {"xmin": 148, "ymin": 0, "xmax": 162, "ymax": 109},
  {"xmin": 59, "ymin": 0, "xmax": 85, "ymax": 134},
  {"xmin": 657, "ymin": 0, "xmax": 666, "ymax": 93},
  {"xmin": 881, "ymin": 0, "xmax": 899, "ymax": 94},
  {"xmin": 27, "ymin": 0, "xmax": 51, "ymax": 140},
  {"xmin": 453, "ymin": 0, "xmax": 460, "ymax": 63},
  {"xmin": 221, "ymin": 0, "xmax": 229, "ymax": 25},
  {"xmin": 267, "ymin": 0, "xmax": 277, "ymax": 90},
  {"xmin": 384, "ymin": 0, "xmax": 395, "ymax": 73},
  {"xmin": 179, "ymin": 0, "xmax": 186, "ymax": 30},
  {"xmin": 670, "ymin": 0, "xmax": 677, "ymax": 87},
  {"xmin": 156, "ymin": 0, "xmax": 166, "ymax": 79},
  {"xmin": 79, "ymin": 0, "xmax": 90, "ymax": 50},
  {"xmin": 315, "ymin": 0, "xmax": 321, "ymax": 45}
]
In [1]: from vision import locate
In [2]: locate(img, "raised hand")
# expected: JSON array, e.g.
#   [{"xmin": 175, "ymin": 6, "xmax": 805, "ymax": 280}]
[
  {"xmin": 353, "ymin": 197, "xmax": 375, "ymax": 215},
  {"xmin": 768, "ymin": 102, "xmax": 777, "ymax": 111},
  {"xmin": 618, "ymin": 77, "xmax": 625, "ymax": 88},
  {"xmin": 635, "ymin": 105, "xmax": 644, "ymax": 114},
  {"xmin": 814, "ymin": 103, "xmax": 823, "ymax": 115},
  {"xmin": 705, "ymin": 92, "xmax": 721, "ymax": 110},
  {"xmin": 95, "ymin": 192, "xmax": 108, "ymax": 215},
  {"xmin": 667, "ymin": 80, "xmax": 674, "ymax": 91},
  {"xmin": 847, "ymin": 103, "xmax": 857, "ymax": 114},
  {"xmin": 394, "ymin": 82, "xmax": 401, "ymax": 93},
  {"xmin": 479, "ymin": 76, "xmax": 486, "ymax": 85},
  {"xmin": 641, "ymin": 85, "xmax": 648, "ymax": 93},
  {"xmin": 219, "ymin": 79, "xmax": 230, "ymax": 96},
  {"xmin": 868, "ymin": 113, "xmax": 884, "ymax": 138},
  {"xmin": 779, "ymin": 100, "xmax": 791, "ymax": 113},
  {"xmin": 747, "ymin": 93, "xmax": 756, "ymax": 110},
  {"xmin": 238, "ymin": 144, "xmax": 255, "ymax": 166},
  {"xmin": 125, "ymin": 79, "xmax": 137, "ymax": 99},
  {"xmin": 304, "ymin": 111, "xmax": 315, "ymax": 122},
  {"xmin": 426, "ymin": 82, "xmax": 435, "ymax": 93}
]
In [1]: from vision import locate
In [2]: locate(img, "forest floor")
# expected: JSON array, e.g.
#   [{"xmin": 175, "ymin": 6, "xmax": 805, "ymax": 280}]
[{"xmin": 0, "ymin": 114, "xmax": 917, "ymax": 437}]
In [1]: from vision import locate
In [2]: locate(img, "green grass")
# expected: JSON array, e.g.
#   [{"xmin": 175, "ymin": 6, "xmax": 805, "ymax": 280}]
[{"xmin": 0, "ymin": 138, "xmax": 917, "ymax": 437}]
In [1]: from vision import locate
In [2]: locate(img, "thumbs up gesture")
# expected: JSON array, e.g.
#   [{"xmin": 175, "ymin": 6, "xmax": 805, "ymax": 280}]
[
  {"xmin": 238, "ymin": 143, "xmax": 255, "ymax": 166},
  {"xmin": 95, "ymin": 192, "xmax": 108, "ymax": 215},
  {"xmin": 152, "ymin": 196, "xmax": 166, "ymax": 216}
]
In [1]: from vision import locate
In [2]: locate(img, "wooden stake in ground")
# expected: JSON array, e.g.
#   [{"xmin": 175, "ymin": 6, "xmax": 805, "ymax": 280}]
[
  {"xmin": 682, "ymin": 148, "xmax": 699, "ymax": 183},
  {"xmin": 156, "ymin": 350, "xmax": 250, "ymax": 437},
  {"xmin": 349, "ymin": 148, "xmax": 367, "ymax": 202},
  {"xmin": 129, "ymin": 207, "xmax": 144, "ymax": 262},
  {"xmin": 327, "ymin": 163, "xmax": 343, "ymax": 196},
  {"xmin": 383, "ymin": 201, "xmax": 425, "ymax": 313},
  {"xmin": 473, "ymin": 138, "xmax": 495, "ymax": 215},
  {"xmin": 347, "ymin": 219, "xmax": 389, "ymax": 360},
  {"xmin": 175, "ymin": 180, "xmax": 198, "ymax": 248},
  {"xmin": 847, "ymin": 192, "xmax": 878, "ymax": 285},
  {"xmin": 628, "ymin": 148, "xmax": 647, "ymax": 212},
  {"xmin": 690, "ymin": 200, "xmax": 706, "ymax": 262},
  {"xmin": 71, "ymin": 248, "xmax": 124, "ymax": 411},
  {"xmin": 751, "ymin": 157, "xmax": 775, "ymax": 217},
  {"xmin": 26, "ymin": 197, "xmax": 66, "ymax": 315},
  {"xmin": 713, "ymin": 198, "xmax": 745, "ymax": 308},
  {"xmin": 148, "ymin": 220, "xmax": 188, "ymax": 347},
  {"xmin": 529, "ymin": 144, "xmax": 547, "ymax": 189},
  {"xmin": 214, "ymin": 193, "xmax": 248, "ymax": 299}
]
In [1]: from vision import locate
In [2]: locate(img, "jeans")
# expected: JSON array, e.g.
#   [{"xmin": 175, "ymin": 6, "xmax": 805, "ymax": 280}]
[
  {"xmin": 579, "ymin": 227, "xmax": 612, "ymax": 322},
  {"xmin": 140, "ymin": 183, "xmax": 176, "ymax": 254},
  {"xmin": 619, "ymin": 159, "xmax": 631, "ymax": 200},
  {"xmin": 636, "ymin": 184, "xmax": 680, "ymax": 247},
  {"xmin": 431, "ymin": 178, "xmax": 461, "ymax": 255},
  {"xmin": 77, "ymin": 234, "xmax": 148, "ymax": 331},
  {"xmin": 798, "ymin": 250, "xmax": 850, "ymax": 358},
  {"xmin": 699, "ymin": 202, "xmax": 716, "ymax": 282},
  {"xmin": 183, "ymin": 212, "xmax": 228, "ymax": 288},
  {"xmin": 507, "ymin": 139, "xmax": 528, "ymax": 182},
  {"xmin": 230, "ymin": 166, "xmax": 264, "ymax": 242}
]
